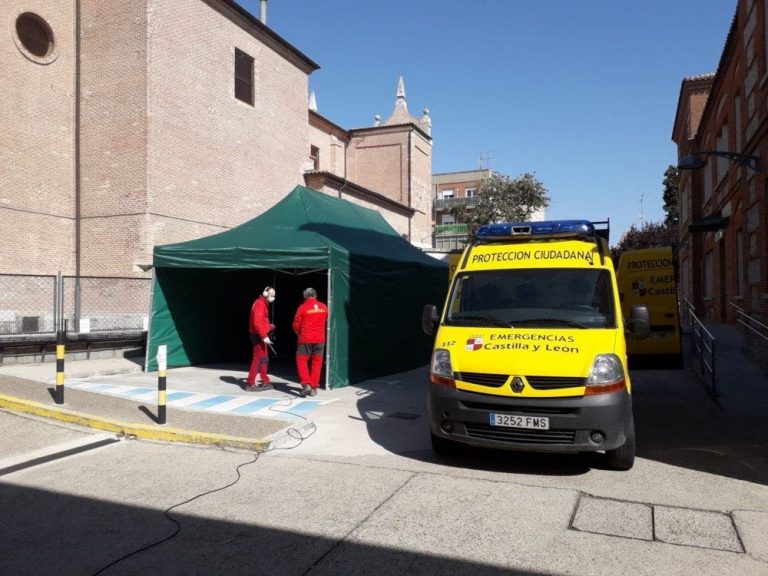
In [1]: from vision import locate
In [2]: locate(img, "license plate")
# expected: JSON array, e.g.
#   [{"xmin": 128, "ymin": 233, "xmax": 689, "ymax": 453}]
[{"xmin": 490, "ymin": 413, "xmax": 549, "ymax": 430}]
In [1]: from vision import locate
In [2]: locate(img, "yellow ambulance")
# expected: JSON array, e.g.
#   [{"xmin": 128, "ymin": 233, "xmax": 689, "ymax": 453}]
[
  {"xmin": 422, "ymin": 220, "xmax": 650, "ymax": 470},
  {"xmin": 617, "ymin": 247, "xmax": 682, "ymax": 368}
]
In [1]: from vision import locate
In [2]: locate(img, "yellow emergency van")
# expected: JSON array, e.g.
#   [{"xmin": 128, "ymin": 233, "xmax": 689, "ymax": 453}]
[
  {"xmin": 448, "ymin": 249, "xmax": 463, "ymax": 283},
  {"xmin": 422, "ymin": 220, "xmax": 650, "ymax": 470},
  {"xmin": 617, "ymin": 247, "xmax": 682, "ymax": 368}
]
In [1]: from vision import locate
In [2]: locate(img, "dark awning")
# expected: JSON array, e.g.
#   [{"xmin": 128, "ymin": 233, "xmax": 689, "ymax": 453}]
[{"xmin": 689, "ymin": 211, "xmax": 729, "ymax": 232}]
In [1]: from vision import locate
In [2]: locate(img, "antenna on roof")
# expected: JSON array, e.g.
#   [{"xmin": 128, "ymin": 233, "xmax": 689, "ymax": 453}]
[{"xmin": 478, "ymin": 151, "xmax": 494, "ymax": 170}]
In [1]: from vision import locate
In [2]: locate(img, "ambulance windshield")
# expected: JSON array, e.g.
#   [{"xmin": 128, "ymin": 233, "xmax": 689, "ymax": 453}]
[{"xmin": 446, "ymin": 268, "xmax": 616, "ymax": 329}]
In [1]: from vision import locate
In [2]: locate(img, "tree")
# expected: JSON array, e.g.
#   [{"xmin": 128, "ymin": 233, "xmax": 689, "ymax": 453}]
[
  {"xmin": 611, "ymin": 221, "xmax": 679, "ymax": 263},
  {"xmin": 445, "ymin": 171, "xmax": 550, "ymax": 237},
  {"xmin": 662, "ymin": 165, "xmax": 679, "ymax": 226}
]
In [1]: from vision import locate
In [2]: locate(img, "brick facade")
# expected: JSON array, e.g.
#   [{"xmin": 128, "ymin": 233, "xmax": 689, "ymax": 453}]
[
  {"xmin": 673, "ymin": 0, "xmax": 768, "ymax": 322},
  {"xmin": 2, "ymin": 1, "xmax": 77, "ymax": 275},
  {"xmin": 306, "ymin": 82, "xmax": 434, "ymax": 247},
  {"xmin": 3, "ymin": 1, "xmax": 432, "ymax": 280}
]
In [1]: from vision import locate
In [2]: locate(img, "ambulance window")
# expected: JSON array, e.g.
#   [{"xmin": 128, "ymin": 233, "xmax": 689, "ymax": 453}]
[{"xmin": 446, "ymin": 269, "xmax": 616, "ymax": 328}]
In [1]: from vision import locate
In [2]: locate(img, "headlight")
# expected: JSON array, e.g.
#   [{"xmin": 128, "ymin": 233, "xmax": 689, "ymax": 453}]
[
  {"xmin": 430, "ymin": 348, "xmax": 455, "ymax": 387},
  {"xmin": 585, "ymin": 354, "xmax": 626, "ymax": 395}
]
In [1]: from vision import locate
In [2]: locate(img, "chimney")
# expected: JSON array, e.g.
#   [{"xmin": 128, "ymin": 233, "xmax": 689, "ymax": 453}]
[{"xmin": 260, "ymin": 0, "xmax": 267, "ymax": 24}]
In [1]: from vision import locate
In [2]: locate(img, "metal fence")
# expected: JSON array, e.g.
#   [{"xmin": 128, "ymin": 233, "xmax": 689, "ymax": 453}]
[
  {"xmin": 681, "ymin": 297, "xmax": 717, "ymax": 396},
  {"xmin": 731, "ymin": 302, "xmax": 768, "ymax": 376},
  {"xmin": 0, "ymin": 273, "xmax": 152, "ymax": 337}
]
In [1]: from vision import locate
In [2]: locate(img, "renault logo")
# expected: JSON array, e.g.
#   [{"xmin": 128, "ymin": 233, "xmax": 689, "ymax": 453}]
[{"xmin": 511, "ymin": 377, "xmax": 525, "ymax": 393}]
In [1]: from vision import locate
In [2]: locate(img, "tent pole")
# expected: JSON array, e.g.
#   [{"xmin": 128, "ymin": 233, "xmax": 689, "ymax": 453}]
[
  {"xmin": 143, "ymin": 268, "xmax": 157, "ymax": 373},
  {"xmin": 324, "ymin": 269, "xmax": 331, "ymax": 390}
]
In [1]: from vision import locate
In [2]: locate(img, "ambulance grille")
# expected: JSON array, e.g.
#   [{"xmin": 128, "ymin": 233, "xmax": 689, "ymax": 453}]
[
  {"xmin": 454, "ymin": 372, "xmax": 508, "ymax": 387},
  {"xmin": 526, "ymin": 376, "xmax": 586, "ymax": 390},
  {"xmin": 465, "ymin": 423, "xmax": 576, "ymax": 445},
  {"xmin": 461, "ymin": 402, "xmax": 577, "ymax": 415}
]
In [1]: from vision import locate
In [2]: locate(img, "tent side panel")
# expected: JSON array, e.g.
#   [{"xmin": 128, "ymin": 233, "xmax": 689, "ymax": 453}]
[
  {"xmin": 333, "ymin": 256, "xmax": 447, "ymax": 388},
  {"xmin": 146, "ymin": 270, "xmax": 189, "ymax": 371}
]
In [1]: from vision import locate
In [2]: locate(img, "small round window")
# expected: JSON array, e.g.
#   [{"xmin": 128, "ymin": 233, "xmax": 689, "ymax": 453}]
[{"xmin": 14, "ymin": 12, "xmax": 56, "ymax": 63}]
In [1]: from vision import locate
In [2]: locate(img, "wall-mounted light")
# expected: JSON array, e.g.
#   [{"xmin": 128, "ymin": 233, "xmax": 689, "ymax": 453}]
[{"xmin": 678, "ymin": 150, "xmax": 761, "ymax": 172}]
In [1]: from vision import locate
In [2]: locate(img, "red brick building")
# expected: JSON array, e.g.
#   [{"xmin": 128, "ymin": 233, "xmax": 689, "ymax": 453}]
[
  {"xmin": 1, "ymin": 1, "xmax": 433, "ymax": 279},
  {"xmin": 673, "ymin": 0, "xmax": 768, "ymax": 322}
]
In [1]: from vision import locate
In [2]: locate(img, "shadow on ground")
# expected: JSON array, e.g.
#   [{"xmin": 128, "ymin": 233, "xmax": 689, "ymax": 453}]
[
  {"xmin": 351, "ymin": 360, "xmax": 768, "ymax": 483},
  {"xmin": 0, "ymin": 484, "xmax": 550, "ymax": 576}
]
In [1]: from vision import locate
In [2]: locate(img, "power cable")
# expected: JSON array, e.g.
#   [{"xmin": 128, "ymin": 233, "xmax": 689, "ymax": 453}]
[{"xmin": 91, "ymin": 393, "xmax": 317, "ymax": 575}]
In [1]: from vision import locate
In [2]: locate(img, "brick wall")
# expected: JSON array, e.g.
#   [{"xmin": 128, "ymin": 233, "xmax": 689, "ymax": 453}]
[
  {"xmin": 347, "ymin": 125, "xmax": 432, "ymax": 243},
  {"xmin": 78, "ymin": 0, "xmax": 149, "ymax": 276},
  {"xmin": 1, "ymin": 1, "xmax": 76, "ymax": 275},
  {"xmin": 674, "ymin": 0, "xmax": 768, "ymax": 322}
]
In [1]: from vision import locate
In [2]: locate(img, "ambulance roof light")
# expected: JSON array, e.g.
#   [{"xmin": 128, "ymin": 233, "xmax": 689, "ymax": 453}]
[{"xmin": 475, "ymin": 219, "xmax": 595, "ymax": 240}]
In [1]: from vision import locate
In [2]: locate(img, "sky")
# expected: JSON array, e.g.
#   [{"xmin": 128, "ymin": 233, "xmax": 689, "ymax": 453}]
[{"xmin": 241, "ymin": 0, "xmax": 737, "ymax": 245}]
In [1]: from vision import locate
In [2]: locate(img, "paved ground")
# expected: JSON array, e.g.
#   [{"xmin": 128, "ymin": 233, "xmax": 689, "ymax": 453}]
[{"xmin": 1, "ymin": 322, "xmax": 767, "ymax": 574}]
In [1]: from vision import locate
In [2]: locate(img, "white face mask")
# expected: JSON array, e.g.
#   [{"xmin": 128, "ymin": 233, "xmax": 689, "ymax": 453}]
[{"xmin": 267, "ymin": 296, "xmax": 275, "ymax": 303}]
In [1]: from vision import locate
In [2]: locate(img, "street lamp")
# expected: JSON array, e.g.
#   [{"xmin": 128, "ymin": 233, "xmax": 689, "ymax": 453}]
[{"xmin": 678, "ymin": 150, "xmax": 761, "ymax": 172}]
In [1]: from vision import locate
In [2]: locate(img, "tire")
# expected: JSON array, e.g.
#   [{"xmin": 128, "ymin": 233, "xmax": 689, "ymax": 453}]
[
  {"xmin": 431, "ymin": 431, "xmax": 459, "ymax": 456},
  {"xmin": 604, "ymin": 417, "xmax": 635, "ymax": 471}
]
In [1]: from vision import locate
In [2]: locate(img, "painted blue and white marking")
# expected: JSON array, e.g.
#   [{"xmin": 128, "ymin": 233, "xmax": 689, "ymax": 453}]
[{"xmin": 67, "ymin": 381, "xmax": 328, "ymax": 421}]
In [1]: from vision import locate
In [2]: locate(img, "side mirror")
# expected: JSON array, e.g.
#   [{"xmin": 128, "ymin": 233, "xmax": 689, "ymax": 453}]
[
  {"xmin": 626, "ymin": 305, "xmax": 650, "ymax": 340},
  {"xmin": 421, "ymin": 304, "xmax": 439, "ymax": 335}
]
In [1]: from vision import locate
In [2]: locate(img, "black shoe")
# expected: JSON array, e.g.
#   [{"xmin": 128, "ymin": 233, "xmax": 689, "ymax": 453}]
[
  {"xmin": 299, "ymin": 384, "xmax": 311, "ymax": 397},
  {"xmin": 308, "ymin": 387, "xmax": 317, "ymax": 397},
  {"xmin": 254, "ymin": 384, "xmax": 273, "ymax": 392}
]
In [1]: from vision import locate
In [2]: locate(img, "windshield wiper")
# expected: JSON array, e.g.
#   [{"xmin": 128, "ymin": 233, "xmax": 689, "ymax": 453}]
[
  {"xmin": 516, "ymin": 318, "xmax": 588, "ymax": 329},
  {"xmin": 450, "ymin": 314, "xmax": 513, "ymax": 328}
]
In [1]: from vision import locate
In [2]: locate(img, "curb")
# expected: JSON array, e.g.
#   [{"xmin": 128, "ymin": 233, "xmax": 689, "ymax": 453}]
[{"xmin": 0, "ymin": 393, "xmax": 271, "ymax": 452}]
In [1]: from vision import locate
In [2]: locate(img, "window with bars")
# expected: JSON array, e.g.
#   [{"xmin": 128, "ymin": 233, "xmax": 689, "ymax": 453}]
[{"xmin": 234, "ymin": 48, "xmax": 254, "ymax": 105}]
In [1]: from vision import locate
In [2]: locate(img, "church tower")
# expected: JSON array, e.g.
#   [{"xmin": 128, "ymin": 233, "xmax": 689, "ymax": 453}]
[{"xmin": 345, "ymin": 77, "xmax": 433, "ymax": 246}]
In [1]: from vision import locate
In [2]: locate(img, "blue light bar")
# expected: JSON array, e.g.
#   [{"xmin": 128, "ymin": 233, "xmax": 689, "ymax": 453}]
[{"xmin": 475, "ymin": 220, "xmax": 595, "ymax": 239}]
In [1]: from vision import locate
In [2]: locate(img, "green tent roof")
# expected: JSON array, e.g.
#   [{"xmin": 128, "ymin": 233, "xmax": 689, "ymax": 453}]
[{"xmin": 153, "ymin": 186, "xmax": 443, "ymax": 270}]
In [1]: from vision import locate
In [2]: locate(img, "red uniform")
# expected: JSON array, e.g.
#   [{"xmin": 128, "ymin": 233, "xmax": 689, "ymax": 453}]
[
  {"xmin": 247, "ymin": 295, "xmax": 273, "ymax": 386},
  {"xmin": 292, "ymin": 297, "xmax": 328, "ymax": 389}
]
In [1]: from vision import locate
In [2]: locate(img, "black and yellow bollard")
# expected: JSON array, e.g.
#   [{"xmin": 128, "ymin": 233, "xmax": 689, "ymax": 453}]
[
  {"xmin": 55, "ymin": 330, "xmax": 65, "ymax": 404},
  {"xmin": 157, "ymin": 345, "xmax": 167, "ymax": 425}
]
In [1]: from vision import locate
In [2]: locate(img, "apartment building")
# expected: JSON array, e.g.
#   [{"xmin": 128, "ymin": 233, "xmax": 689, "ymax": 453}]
[
  {"xmin": 431, "ymin": 169, "xmax": 547, "ymax": 251},
  {"xmin": 672, "ymin": 0, "xmax": 768, "ymax": 322},
  {"xmin": 431, "ymin": 169, "xmax": 490, "ymax": 251}
]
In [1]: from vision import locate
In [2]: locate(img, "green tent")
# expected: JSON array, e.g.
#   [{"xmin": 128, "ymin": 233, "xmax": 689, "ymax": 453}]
[{"xmin": 146, "ymin": 186, "xmax": 447, "ymax": 388}]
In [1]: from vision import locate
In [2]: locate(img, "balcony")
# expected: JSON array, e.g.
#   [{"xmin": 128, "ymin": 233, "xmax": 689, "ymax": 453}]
[
  {"xmin": 431, "ymin": 223, "xmax": 469, "ymax": 251},
  {"xmin": 433, "ymin": 223, "xmax": 469, "ymax": 236},
  {"xmin": 433, "ymin": 196, "xmax": 481, "ymax": 211}
]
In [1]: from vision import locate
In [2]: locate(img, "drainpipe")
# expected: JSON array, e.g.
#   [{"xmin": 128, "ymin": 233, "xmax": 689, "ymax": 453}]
[
  {"xmin": 260, "ymin": 0, "xmax": 267, "ymax": 24},
  {"xmin": 74, "ymin": 0, "xmax": 82, "ymax": 331},
  {"xmin": 407, "ymin": 130, "xmax": 412, "ymax": 242},
  {"xmin": 339, "ymin": 137, "xmax": 349, "ymax": 199}
]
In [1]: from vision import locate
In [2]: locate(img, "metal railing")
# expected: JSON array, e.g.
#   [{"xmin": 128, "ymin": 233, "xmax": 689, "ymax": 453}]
[
  {"xmin": 433, "ymin": 196, "xmax": 481, "ymax": 211},
  {"xmin": 731, "ymin": 302, "xmax": 768, "ymax": 375},
  {"xmin": 433, "ymin": 223, "xmax": 470, "ymax": 235},
  {"xmin": 682, "ymin": 297, "xmax": 717, "ymax": 396}
]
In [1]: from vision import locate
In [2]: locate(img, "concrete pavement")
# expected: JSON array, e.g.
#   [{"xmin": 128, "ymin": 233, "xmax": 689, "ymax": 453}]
[{"xmin": 2, "ymin": 322, "xmax": 768, "ymax": 572}]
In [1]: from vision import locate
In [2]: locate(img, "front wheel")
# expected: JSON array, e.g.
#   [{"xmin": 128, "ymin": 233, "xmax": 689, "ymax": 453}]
[
  {"xmin": 604, "ymin": 417, "xmax": 635, "ymax": 470},
  {"xmin": 431, "ymin": 431, "xmax": 459, "ymax": 456}
]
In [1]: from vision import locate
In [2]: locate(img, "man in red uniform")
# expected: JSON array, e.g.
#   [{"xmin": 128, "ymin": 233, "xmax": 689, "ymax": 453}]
[
  {"xmin": 246, "ymin": 286, "xmax": 276, "ymax": 390},
  {"xmin": 292, "ymin": 287, "xmax": 328, "ymax": 397}
]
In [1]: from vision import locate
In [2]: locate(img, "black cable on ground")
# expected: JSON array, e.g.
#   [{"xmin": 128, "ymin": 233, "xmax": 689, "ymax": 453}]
[{"xmin": 91, "ymin": 392, "xmax": 317, "ymax": 575}]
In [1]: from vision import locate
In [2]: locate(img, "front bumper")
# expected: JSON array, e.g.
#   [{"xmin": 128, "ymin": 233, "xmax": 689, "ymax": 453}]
[{"xmin": 428, "ymin": 383, "xmax": 632, "ymax": 453}]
